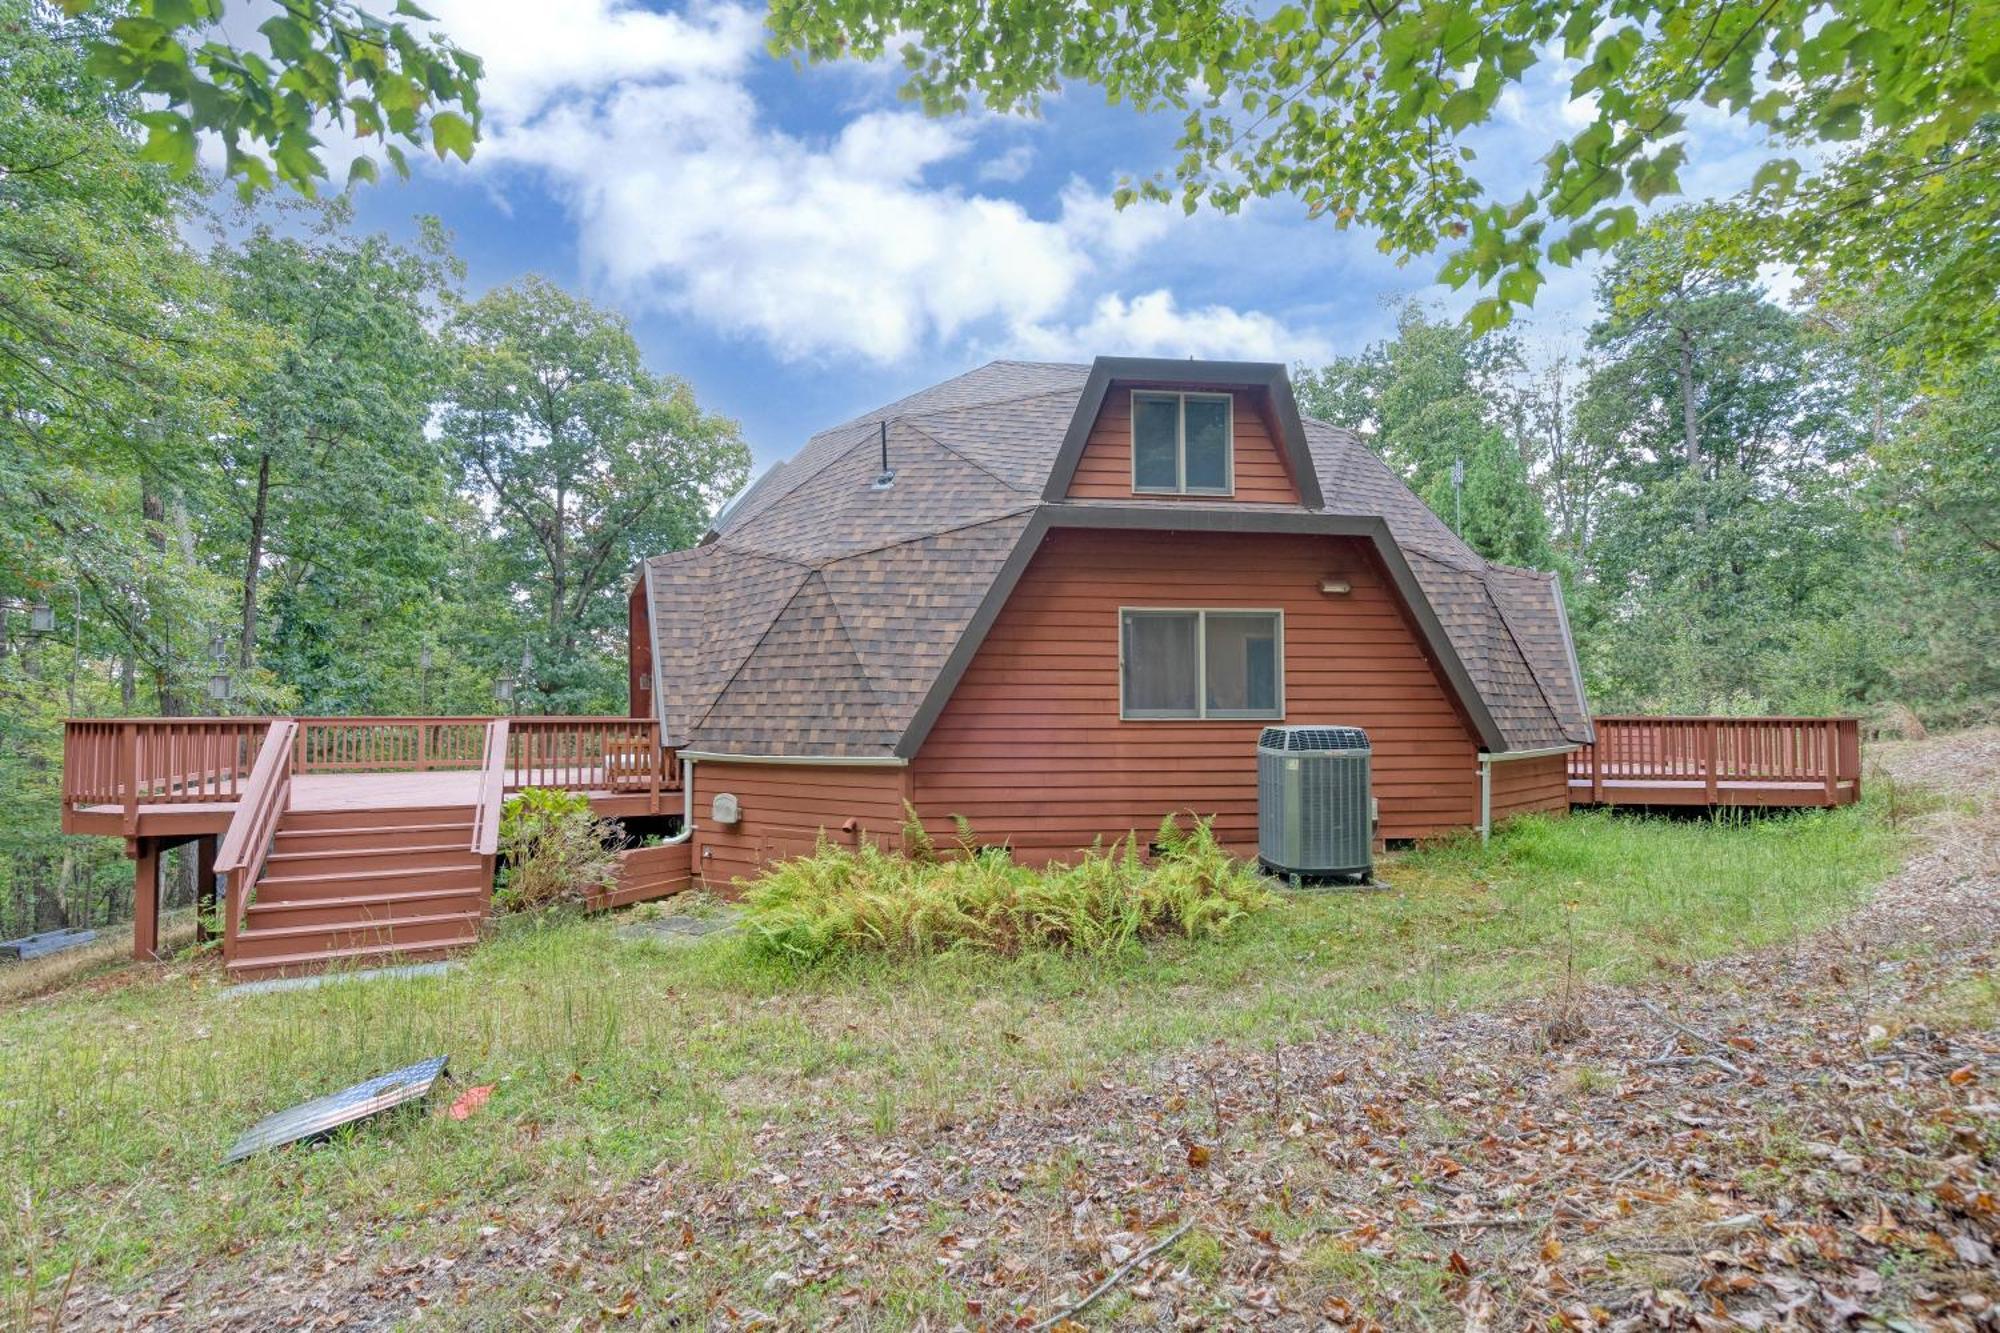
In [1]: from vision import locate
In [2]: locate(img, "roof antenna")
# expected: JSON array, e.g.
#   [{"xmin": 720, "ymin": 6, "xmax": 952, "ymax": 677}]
[{"xmin": 871, "ymin": 419, "xmax": 895, "ymax": 490}]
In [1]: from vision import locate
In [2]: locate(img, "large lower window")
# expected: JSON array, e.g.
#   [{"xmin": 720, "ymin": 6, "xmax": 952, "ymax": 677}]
[
  {"xmin": 1131, "ymin": 391, "xmax": 1233, "ymax": 494},
  {"xmin": 1121, "ymin": 609, "xmax": 1283, "ymax": 719}
]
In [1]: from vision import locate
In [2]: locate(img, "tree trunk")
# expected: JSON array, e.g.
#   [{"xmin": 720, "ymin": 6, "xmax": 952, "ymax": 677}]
[
  {"xmin": 240, "ymin": 451, "xmax": 271, "ymax": 671},
  {"xmin": 1677, "ymin": 322, "xmax": 1706, "ymax": 533},
  {"xmin": 1677, "ymin": 325, "xmax": 1699, "ymax": 472}
]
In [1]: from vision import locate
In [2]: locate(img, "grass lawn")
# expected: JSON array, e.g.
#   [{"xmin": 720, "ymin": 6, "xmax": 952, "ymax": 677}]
[{"xmin": 0, "ymin": 803, "xmax": 1904, "ymax": 1317}]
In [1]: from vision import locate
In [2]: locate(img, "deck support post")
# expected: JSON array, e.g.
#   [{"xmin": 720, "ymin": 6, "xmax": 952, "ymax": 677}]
[
  {"xmin": 132, "ymin": 838, "xmax": 161, "ymax": 961},
  {"xmin": 1704, "ymin": 722, "xmax": 1720, "ymax": 805},
  {"xmin": 194, "ymin": 834, "xmax": 219, "ymax": 945},
  {"xmin": 1824, "ymin": 720, "xmax": 1839, "ymax": 804},
  {"xmin": 121, "ymin": 721, "xmax": 140, "ymax": 836}
]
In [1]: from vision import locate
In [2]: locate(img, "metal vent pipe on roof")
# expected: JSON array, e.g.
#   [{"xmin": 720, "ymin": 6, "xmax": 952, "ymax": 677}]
[{"xmin": 871, "ymin": 420, "xmax": 895, "ymax": 489}]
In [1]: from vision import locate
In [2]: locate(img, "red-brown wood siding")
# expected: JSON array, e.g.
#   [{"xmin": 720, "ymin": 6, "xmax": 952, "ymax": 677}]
[
  {"xmin": 1066, "ymin": 385, "xmax": 1300, "ymax": 504},
  {"xmin": 909, "ymin": 528, "xmax": 1480, "ymax": 859},
  {"xmin": 589, "ymin": 841, "xmax": 694, "ymax": 911},
  {"xmin": 1488, "ymin": 753, "xmax": 1571, "ymax": 822},
  {"xmin": 628, "ymin": 579, "xmax": 653, "ymax": 720},
  {"xmin": 690, "ymin": 761, "xmax": 908, "ymax": 891}
]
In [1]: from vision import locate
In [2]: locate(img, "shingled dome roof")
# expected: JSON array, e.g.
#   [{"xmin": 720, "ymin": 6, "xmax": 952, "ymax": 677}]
[{"xmin": 642, "ymin": 358, "xmax": 1592, "ymax": 759}]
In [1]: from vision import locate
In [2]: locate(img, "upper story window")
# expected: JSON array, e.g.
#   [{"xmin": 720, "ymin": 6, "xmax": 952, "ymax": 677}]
[{"xmin": 1131, "ymin": 391, "xmax": 1233, "ymax": 495}]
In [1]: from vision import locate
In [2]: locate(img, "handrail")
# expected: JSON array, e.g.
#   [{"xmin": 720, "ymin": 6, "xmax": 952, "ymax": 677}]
[
  {"xmin": 471, "ymin": 718, "xmax": 510, "ymax": 858},
  {"xmin": 214, "ymin": 719, "xmax": 298, "ymax": 959}
]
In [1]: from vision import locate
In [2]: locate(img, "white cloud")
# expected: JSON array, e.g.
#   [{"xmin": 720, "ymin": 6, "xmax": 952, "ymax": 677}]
[
  {"xmin": 427, "ymin": 0, "xmax": 761, "ymax": 123},
  {"xmin": 977, "ymin": 144, "xmax": 1035, "ymax": 183},
  {"xmin": 408, "ymin": 0, "xmax": 1323, "ymax": 366},
  {"xmin": 1007, "ymin": 289, "xmax": 1336, "ymax": 365}
]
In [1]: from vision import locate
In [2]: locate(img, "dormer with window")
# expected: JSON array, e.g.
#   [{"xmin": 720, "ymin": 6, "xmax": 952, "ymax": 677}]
[{"xmin": 1049, "ymin": 362, "xmax": 1314, "ymax": 506}]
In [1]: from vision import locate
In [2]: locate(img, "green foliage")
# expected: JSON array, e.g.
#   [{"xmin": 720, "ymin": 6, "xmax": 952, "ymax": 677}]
[
  {"xmin": 770, "ymin": 0, "xmax": 1996, "ymax": 347},
  {"xmin": 62, "ymin": 0, "xmax": 484, "ymax": 198},
  {"xmin": 495, "ymin": 788, "xmax": 618, "ymax": 914},
  {"xmin": 0, "ymin": 4, "xmax": 744, "ymax": 935},
  {"xmin": 1296, "ymin": 303, "xmax": 1551, "ymax": 568},
  {"xmin": 740, "ymin": 815, "xmax": 1277, "ymax": 964},
  {"xmin": 439, "ymin": 278, "xmax": 752, "ymax": 713}
]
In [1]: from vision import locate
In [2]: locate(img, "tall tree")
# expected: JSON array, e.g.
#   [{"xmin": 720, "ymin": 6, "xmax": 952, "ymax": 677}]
[
  {"xmin": 1297, "ymin": 304, "xmax": 1552, "ymax": 568},
  {"xmin": 440, "ymin": 278, "xmax": 750, "ymax": 712},
  {"xmin": 210, "ymin": 212, "xmax": 459, "ymax": 705}
]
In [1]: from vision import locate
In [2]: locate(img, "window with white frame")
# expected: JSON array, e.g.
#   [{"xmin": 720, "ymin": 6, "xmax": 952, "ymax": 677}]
[
  {"xmin": 1120, "ymin": 609, "xmax": 1283, "ymax": 719},
  {"xmin": 1131, "ymin": 391, "xmax": 1233, "ymax": 494}
]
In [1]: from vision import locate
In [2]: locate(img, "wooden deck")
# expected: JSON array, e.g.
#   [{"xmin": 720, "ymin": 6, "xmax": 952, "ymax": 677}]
[
  {"xmin": 60, "ymin": 716, "xmax": 684, "ymax": 967},
  {"xmin": 1568, "ymin": 716, "xmax": 1861, "ymax": 809}
]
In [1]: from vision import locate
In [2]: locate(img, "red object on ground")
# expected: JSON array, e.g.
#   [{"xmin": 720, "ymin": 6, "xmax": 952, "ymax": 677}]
[{"xmin": 445, "ymin": 1083, "xmax": 495, "ymax": 1120}]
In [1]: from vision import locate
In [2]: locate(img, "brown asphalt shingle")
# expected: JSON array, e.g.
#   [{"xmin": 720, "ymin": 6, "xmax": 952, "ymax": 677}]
[{"xmin": 648, "ymin": 359, "xmax": 1592, "ymax": 758}]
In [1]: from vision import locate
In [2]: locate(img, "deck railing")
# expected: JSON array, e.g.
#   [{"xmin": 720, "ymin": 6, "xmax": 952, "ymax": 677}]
[
  {"xmin": 214, "ymin": 720, "xmax": 297, "ymax": 959},
  {"xmin": 61, "ymin": 719, "xmax": 272, "ymax": 829},
  {"xmin": 1569, "ymin": 716, "xmax": 1862, "ymax": 802},
  {"xmin": 294, "ymin": 717, "xmax": 490, "ymax": 773},
  {"xmin": 507, "ymin": 717, "xmax": 669, "ymax": 811},
  {"xmin": 64, "ymin": 715, "xmax": 677, "ymax": 821}
]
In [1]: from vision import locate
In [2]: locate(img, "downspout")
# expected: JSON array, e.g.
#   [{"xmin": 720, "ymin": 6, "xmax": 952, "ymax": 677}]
[
  {"xmin": 1477, "ymin": 753, "xmax": 1493, "ymax": 844},
  {"xmin": 659, "ymin": 757, "xmax": 694, "ymax": 845}
]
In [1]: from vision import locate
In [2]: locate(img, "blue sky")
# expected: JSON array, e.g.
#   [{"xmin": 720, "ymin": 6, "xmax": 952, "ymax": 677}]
[{"xmin": 323, "ymin": 0, "xmax": 1782, "ymax": 473}]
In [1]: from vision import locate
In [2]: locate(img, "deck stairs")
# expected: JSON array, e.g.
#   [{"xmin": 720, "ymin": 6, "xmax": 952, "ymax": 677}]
[{"xmin": 226, "ymin": 803, "xmax": 491, "ymax": 981}]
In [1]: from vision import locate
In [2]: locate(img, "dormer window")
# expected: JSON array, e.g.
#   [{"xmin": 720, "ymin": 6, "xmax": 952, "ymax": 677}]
[{"xmin": 1131, "ymin": 391, "xmax": 1233, "ymax": 495}]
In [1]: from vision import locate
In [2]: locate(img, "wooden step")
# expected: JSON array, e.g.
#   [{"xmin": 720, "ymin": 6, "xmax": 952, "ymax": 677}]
[
  {"xmin": 225, "ymin": 935, "xmax": 476, "ymax": 982},
  {"xmin": 264, "ymin": 843, "xmax": 479, "ymax": 875},
  {"xmin": 277, "ymin": 805, "xmax": 476, "ymax": 831},
  {"xmin": 230, "ymin": 910, "xmax": 481, "ymax": 962},
  {"xmin": 244, "ymin": 886, "xmax": 488, "ymax": 929},
  {"xmin": 271, "ymin": 822, "xmax": 474, "ymax": 852},
  {"xmin": 253, "ymin": 863, "xmax": 489, "ymax": 903}
]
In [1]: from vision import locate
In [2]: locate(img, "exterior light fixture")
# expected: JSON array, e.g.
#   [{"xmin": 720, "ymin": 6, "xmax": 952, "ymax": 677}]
[
  {"xmin": 29, "ymin": 601, "xmax": 54, "ymax": 634},
  {"xmin": 494, "ymin": 672, "xmax": 515, "ymax": 703},
  {"xmin": 207, "ymin": 672, "xmax": 232, "ymax": 701},
  {"xmin": 1319, "ymin": 578, "xmax": 1352, "ymax": 595}
]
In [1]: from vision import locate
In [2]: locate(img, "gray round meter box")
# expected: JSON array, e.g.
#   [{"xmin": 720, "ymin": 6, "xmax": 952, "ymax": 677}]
[{"xmin": 1257, "ymin": 726, "xmax": 1373, "ymax": 882}]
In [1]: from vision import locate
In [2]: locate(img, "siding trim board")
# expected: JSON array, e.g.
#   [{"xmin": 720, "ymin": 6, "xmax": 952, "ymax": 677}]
[
  {"xmin": 1042, "ymin": 358, "xmax": 1324, "ymax": 509},
  {"xmin": 1549, "ymin": 577, "xmax": 1595, "ymax": 744},
  {"xmin": 641, "ymin": 559, "xmax": 671, "ymax": 734},
  {"xmin": 678, "ymin": 750, "xmax": 909, "ymax": 766}
]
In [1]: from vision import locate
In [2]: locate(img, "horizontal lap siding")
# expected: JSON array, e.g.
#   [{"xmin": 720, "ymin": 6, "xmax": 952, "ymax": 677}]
[
  {"xmin": 690, "ymin": 762, "xmax": 907, "ymax": 891},
  {"xmin": 1067, "ymin": 386, "xmax": 1299, "ymax": 504},
  {"xmin": 911, "ymin": 529, "xmax": 1479, "ymax": 858},
  {"xmin": 1488, "ymin": 753, "xmax": 1571, "ymax": 821}
]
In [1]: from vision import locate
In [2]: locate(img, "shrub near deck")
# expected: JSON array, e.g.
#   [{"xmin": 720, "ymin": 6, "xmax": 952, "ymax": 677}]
[{"xmin": 741, "ymin": 817, "xmax": 1277, "ymax": 962}]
